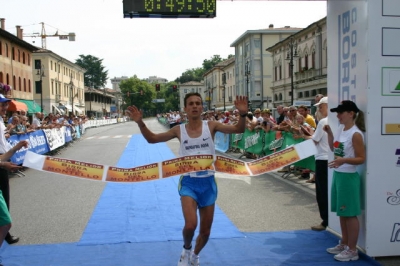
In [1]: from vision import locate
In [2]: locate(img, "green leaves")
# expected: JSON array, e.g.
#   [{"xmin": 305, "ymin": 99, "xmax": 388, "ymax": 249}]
[{"xmin": 75, "ymin": 55, "xmax": 108, "ymax": 89}]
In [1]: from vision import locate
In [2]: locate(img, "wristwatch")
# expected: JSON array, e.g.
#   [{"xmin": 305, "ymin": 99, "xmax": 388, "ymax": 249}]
[{"xmin": 240, "ymin": 113, "xmax": 247, "ymax": 118}]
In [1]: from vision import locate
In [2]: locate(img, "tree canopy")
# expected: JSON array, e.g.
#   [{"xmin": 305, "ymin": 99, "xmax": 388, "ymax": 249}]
[
  {"xmin": 119, "ymin": 77, "xmax": 155, "ymax": 111},
  {"xmin": 174, "ymin": 54, "xmax": 233, "ymax": 84},
  {"xmin": 75, "ymin": 55, "xmax": 108, "ymax": 89}
]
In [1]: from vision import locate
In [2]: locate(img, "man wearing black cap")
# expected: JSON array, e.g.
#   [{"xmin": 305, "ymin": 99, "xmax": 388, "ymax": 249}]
[{"xmin": 0, "ymin": 94, "xmax": 22, "ymax": 244}]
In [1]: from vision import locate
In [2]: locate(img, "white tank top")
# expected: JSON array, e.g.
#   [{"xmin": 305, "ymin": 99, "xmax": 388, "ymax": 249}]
[
  {"xmin": 333, "ymin": 124, "xmax": 364, "ymax": 173},
  {"xmin": 179, "ymin": 121, "xmax": 215, "ymax": 177}
]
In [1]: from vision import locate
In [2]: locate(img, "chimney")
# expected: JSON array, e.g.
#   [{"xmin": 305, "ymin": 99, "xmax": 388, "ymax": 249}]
[
  {"xmin": 20, "ymin": 28, "xmax": 23, "ymax": 40},
  {"xmin": 269, "ymin": 24, "xmax": 274, "ymax": 29},
  {"xmin": 0, "ymin": 18, "xmax": 5, "ymax": 30},
  {"xmin": 16, "ymin": 25, "xmax": 21, "ymax": 38}
]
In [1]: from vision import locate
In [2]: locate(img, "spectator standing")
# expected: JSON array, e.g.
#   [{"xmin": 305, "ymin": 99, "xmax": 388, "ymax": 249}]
[
  {"xmin": 31, "ymin": 112, "xmax": 42, "ymax": 130},
  {"xmin": 291, "ymin": 114, "xmax": 314, "ymax": 139},
  {"xmin": 0, "ymin": 94, "xmax": 21, "ymax": 244},
  {"xmin": 276, "ymin": 105, "xmax": 285, "ymax": 125},
  {"xmin": 7, "ymin": 116, "xmax": 23, "ymax": 135},
  {"xmin": 222, "ymin": 111, "xmax": 230, "ymax": 124},
  {"xmin": 167, "ymin": 113, "xmax": 175, "ymax": 129},
  {"xmin": 20, "ymin": 116, "xmax": 34, "ymax": 133},
  {"xmin": 0, "ymin": 140, "xmax": 29, "ymax": 263},
  {"xmin": 304, "ymin": 97, "xmax": 329, "ymax": 230},
  {"xmin": 7, "ymin": 112, "xmax": 17, "ymax": 125},
  {"xmin": 259, "ymin": 109, "xmax": 273, "ymax": 133},
  {"xmin": 253, "ymin": 108, "xmax": 263, "ymax": 125},
  {"xmin": 314, "ymin": 94, "xmax": 325, "ymax": 124},
  {"xmin": 324, "ymin": 100, "xmax": 366, "ymax": 262},
  {"xmin": 298, "ymin": 105, "xmax": 317, "ymax": 129}
]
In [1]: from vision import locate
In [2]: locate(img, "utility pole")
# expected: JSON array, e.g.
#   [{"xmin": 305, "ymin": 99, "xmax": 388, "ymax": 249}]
[
  {"xmin": 222, "ymin": 72, "xmax": 226, "ymax": 112},
  {"xmin": 69, "ymin": 74, "xmax": 74, "ymax": 116},
  {"xmin": 245, "ymin": 61, "xmax": 251, "ymax": 111},
  {"xmin": 35, "ymin": 60, "xmax": 45, "ymax": 112},
  {"xmin": 286, "ymin": 37, "xmax": 298, "ymax": 106}
]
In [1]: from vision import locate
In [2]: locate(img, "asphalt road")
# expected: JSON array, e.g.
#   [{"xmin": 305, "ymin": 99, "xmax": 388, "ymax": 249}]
[{"xmin": 8, "ymin": 118, "xmax": 399, "ymax": 265}]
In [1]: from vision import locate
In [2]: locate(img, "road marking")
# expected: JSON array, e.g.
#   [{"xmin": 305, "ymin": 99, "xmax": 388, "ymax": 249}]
[
  {"xmin": 215, "ymin": 173, "xmax": 252, "ymax": 184},
  {"xmin": 83, "ymin": 135, "xmax": 132, "ymax": 140}
]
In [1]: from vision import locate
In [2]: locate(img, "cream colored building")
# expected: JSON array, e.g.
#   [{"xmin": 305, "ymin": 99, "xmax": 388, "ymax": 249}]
[
  {"xmin": 32, "ymin": 49, "xmax": 86, "ymax": 115},
  {"xmin": 266, "ymin": 17, "xmax": 327, "ymax": 107},
  {"xmin": 230, "ymin": 24, "xmax": 301, "ymax": 111},
  {"xmin": 178, "ymin": 81, "xmax": 204, "ymax": 112},
  {"xmin": 203, "ymin": 57, "xmax": 236, "ymax": 111}
]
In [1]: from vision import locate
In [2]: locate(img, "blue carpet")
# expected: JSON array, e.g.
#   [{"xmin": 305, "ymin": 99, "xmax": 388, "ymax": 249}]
[
  {"xmin": 2, "ymin": 231, "xmax": 380, "ymax": 266},
  {"xmin": 1, "ymin": 134, "xmax": 381, "ymax": 265},
  {"xmin": 78, "ymin": 134, "xmax": 243, "ymax": 245}
]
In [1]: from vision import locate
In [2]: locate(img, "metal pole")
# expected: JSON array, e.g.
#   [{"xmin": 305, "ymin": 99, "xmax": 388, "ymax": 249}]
[
  {"xmin": 223, "ymin": 86, "xmax": 226, "ymax": 112},
  {"xmin": 245, "ymin": 61, "xmax": 251, "ymax": 111},
  {"xmin": 290, "ymin": 43, "xmax": 294, "ymax": 106},
  {"xmin": 222, "ymin": 72, "xmax": 226, "ymax": 112},
  {"xmin": 89, "ymin": 90, "xmax": 92, "ymax": 115},
  {"xmin": 70, "ymin": 74, "xmax": 74, "ymax": 116},
  {"xmin": 40, "ymin": 77, "xmax": 43, "ymax": 113},
  {"xmin": 71, "ymin": 85, "xmax": 74, "ymax": 115},
  {"xmin": 208, "ymin": 86, "xmax": 211, "ymax": 110}
]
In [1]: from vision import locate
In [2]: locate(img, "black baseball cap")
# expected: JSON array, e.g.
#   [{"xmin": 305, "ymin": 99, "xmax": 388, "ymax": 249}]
[{"xmin": 330, "ymin": 100, "xmax": 359, "ymax": 113}]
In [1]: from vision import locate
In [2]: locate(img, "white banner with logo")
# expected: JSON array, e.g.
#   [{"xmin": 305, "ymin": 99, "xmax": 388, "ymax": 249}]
[{"xmin": 328, "ymin": 0, "xmax": 400, "ymax": 257}]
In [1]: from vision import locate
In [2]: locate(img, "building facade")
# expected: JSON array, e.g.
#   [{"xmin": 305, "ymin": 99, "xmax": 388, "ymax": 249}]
[
  {"xmin": 145, "ymin": 76, "xmax": 168, "ymax": 84},
  {"xmin": 32, "ymin": 49, "xmax": 86, "ymax": 115},
  {"xmin": 178, "ymin": 81, "xmax": 204, "ymax": 112},
  {"xmin": 230, "ymin": 24, "xmax": 301, "ymax": 111},
  {"xmin": 266, "ymin": 17, "xmax": 327, "ymax": 108},
  {"xmin": 0, "ymin": 19, "xmax": 39, "ymax": 111},
  {"xmin": 202, "ymin": 57, "xmax": 236, "ymax": 111},
  {"xmin": 84, "ymin": 87, "xmax": 114, "ymax": 118},
  {"xmin": 110, "ymin": 76, "xmax": 128, "ymax": 92}
]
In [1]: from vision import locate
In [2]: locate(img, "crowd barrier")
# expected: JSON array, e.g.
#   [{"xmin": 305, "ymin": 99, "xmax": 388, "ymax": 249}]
[
  {"xmin": 156, "ymin": 117, "xmax": 315, "ymax": 172},
  {"xmin": 8, "ymin": 118, "xmax": 122, "ymax": 165},
  {"xmin": 227, "ymin": 129, "xmax": 315, "ymax": 172}
]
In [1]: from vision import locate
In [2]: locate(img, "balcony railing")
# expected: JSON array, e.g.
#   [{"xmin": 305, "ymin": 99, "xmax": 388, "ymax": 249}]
[{"xmin": 294, "ymin": 68, "xmax": 319, "ymax": 83}]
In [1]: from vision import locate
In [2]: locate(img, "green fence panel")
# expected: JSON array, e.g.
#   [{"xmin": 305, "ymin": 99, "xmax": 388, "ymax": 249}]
[
  {"xmin": 281, "ymin": 132, "xmax": 316, "ymax": 171},
  {"xmin": 293, "ymin": 155, "xmax": 316, "ymax": 171},
  {"xmin": 263, "ymin": 131, "xmax": 281, "ymax": 156},
  {"xmin": 230, "ymin": 132, "xmax": 244, "ymax": 150},
  {"xmin": 245, "ymin": 130, "xmax": 264, "ymax": 155},
  {"xmin": 227, "ymin": 129, "xmax": 315, "ymax": 171}
]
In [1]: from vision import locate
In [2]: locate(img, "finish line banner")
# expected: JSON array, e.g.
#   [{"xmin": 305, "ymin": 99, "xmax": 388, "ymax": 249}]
[{"xmin": 23, "ymin": 139, "xmax": 316, "ymax": 183}]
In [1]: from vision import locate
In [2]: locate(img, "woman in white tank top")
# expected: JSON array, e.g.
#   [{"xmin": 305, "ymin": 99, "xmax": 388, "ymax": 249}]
[{"xmin": 324, "ymin": 100, "xmax": 366, "ymax": 262}]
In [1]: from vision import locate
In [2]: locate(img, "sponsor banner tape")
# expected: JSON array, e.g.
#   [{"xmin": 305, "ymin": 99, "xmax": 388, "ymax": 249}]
[{"xmin": 23, "ymin": 139, "xmax": 316, "ymax": 183}]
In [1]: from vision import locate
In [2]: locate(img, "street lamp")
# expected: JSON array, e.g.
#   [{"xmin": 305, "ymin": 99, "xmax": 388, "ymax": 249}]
[
  {"xmin": 36, "ymin": 65, "xmax": 45, "ymax": 112},
  {"xmin": 285, "ymin": 37, "xmax": 298, "ymax": 106},
  {"xmin": 103, "ymin": 87, "xmax": 107, "ymax": 117},
  {"xmin": 69, "ymin": 74, "xmax": 74, "ymax": 116},
  {"xmin": 89, "ymin": 86, "xmax": 92, "ymax": 118},
  {"xmin": 222, "ymin": 72, "xmax": 226, "ymax": 111},
  {"xmin": 245, "ymin": 61, "xmax": 251, "ymax": 111},
  {"xmin": 207, "ymin": 85, "xmax": 211, "ymax": 111}
]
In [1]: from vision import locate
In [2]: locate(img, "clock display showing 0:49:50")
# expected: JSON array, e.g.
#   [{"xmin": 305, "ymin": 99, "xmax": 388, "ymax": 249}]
[{"xmin": 143, "ymin": 0, "xmax": 216, "ymax": 16}]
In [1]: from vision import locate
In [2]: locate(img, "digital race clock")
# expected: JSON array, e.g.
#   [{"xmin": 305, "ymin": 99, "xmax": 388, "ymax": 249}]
[{"xmin": 123, "ymin": 0, "xmax": 216, "ymax": 18}]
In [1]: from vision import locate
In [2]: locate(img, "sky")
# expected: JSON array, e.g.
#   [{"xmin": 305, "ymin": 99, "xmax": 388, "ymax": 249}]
[{"xmin": 2, "ymin": 0, "xmax": 327, "ymax": 87}]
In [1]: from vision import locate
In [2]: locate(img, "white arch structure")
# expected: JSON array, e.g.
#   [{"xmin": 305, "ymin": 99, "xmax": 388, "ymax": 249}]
[{"xmin": 267, "ymin": 0, "xmax": 400, "ymax": 258}]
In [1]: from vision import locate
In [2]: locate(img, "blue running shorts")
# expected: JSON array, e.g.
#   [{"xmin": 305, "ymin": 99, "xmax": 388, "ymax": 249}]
[{"xmin": 178, "ymin": 175, "xmax": 218, "ymax": 208}]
